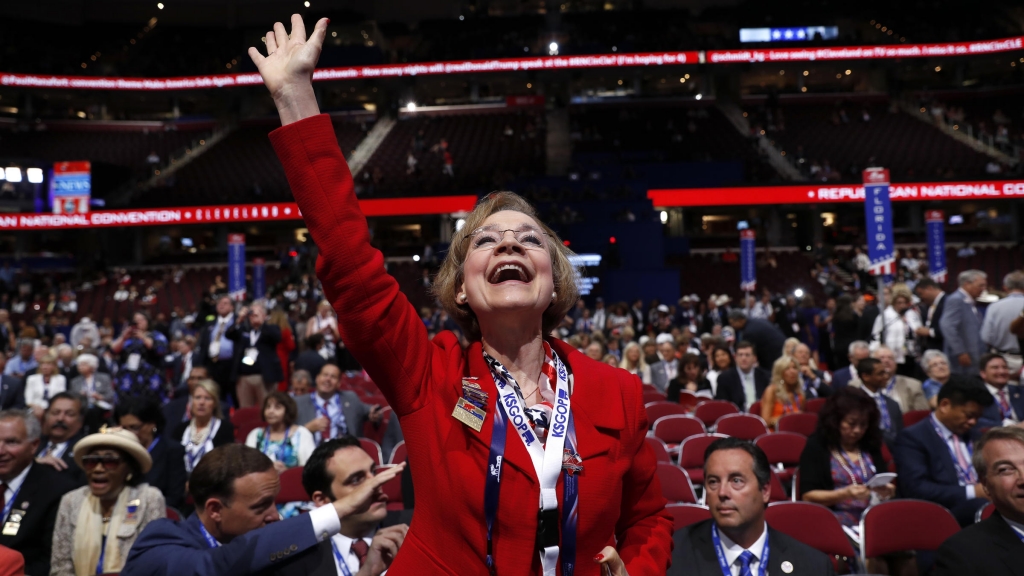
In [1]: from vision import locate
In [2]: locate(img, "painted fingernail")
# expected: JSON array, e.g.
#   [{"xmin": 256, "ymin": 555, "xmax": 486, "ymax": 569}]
[{"xmin": 594, "ymin": 554, "xmax": 604, "ymax": 562}]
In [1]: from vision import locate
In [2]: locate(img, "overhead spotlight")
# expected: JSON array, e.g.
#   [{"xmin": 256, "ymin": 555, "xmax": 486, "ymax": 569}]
[
  {"xmin": 845, "ymin": 69, "xmax": 852, "ymax": 75},
  {"xmin": 407, "ymin": 102, "xmax": 417, "ymax": 111},
  {"xmin": 303, "ymin": 1, "xmax": 310, "ymax": 6},
  {"xmin": 935, "ymin": 66, "xmax": 942, "ymax": 72},
  {"xmin": 4, "ymin": 168, "xmax": 21, "ymax": 183},
  {"xmin": 794, "ymin": 288, "xmax": 804, "ymax": 298},
  {"xmin": 803, "ymin": 70, "xmax": 809, "ymax": 76},
  {"xmin": 27, "ymin": 168, "xmax": 43, "ymax": 184},
  {"xmin": 660, "ymin": 211, "xmax": 668, "ymax": 224},
  {"xmin": 548, "ymin": 41, "xmax": 559, "ymax": 55},
  {"xmin": 157, "ymin": 2, "xmax": 164, "ymax": 8},
  {"xmin": 459, "ymin": 15, "xmax": 464, "ymax": 20},
  {"xmin": 413, "ymin": 255, "xmax": 421, "ymax": 262},
  {"xmin": 455, "ymin": 218, "xmax": 466, "ymax": 232},
  {"xmin": 695, "ymin": 94, "xmax": 703, "ymax": 100}
]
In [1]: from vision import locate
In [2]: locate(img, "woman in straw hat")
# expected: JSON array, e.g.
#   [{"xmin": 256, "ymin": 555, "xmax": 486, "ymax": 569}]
[{"xmin": 50, "ymin": 427, "xmax": 165, "ymax": 576}]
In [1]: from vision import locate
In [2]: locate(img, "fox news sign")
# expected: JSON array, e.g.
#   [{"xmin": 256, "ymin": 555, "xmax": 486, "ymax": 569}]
[{"xmin": 49, "ymin": 161, "xmax": 91, "ymax": 214}]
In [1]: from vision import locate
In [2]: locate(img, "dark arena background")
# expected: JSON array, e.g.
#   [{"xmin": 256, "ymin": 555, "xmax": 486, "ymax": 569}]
[{"xmin": 1, "ymin": 0, "xmax": 1024, "ymax": 574}]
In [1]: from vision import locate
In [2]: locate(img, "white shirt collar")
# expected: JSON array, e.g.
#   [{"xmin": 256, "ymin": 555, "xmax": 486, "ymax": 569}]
[
  {"xmin": 1003, "ymin": 516, "xmax": 1024, "ymax": 540},
  {"xmin": 331, "ymin": 529, "xmax": 376, "ymax": 572},
  {"xmin": 2, "ymin": 461, "xmax": 32, "ymax": 495},
  {"xmin": 738, "ymin": 367, "xmax": 755, "ymax": 379},
  {"xmin": 986, "ymin": 382, "xmax": 1007, "ymax": 398},
  {"xmin": 718, "ymin": 522, "xmax": 769, "ymax": 570},
  {"xmin": 862, "ymin": 386, "xmax": 883, "ymax": 400},
  {"xmin": 931, "ymin": 414, "xmax": 957, "ymax": 440}
]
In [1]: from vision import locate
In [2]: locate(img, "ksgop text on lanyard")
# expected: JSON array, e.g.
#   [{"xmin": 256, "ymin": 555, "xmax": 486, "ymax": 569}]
[{"xmin": 483, "ymin": 346, "xmax": 579, "ymax": 576}]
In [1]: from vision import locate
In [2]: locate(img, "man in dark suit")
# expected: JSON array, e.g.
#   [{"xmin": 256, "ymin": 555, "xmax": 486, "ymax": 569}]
[
  {"xmin": 975, "ymin": 353, "xmax": 1024, "ymax": 437},
  {"xmin": 168, "ymin": 335, "xmax": 198, "ymax": 397},
  {"xmin": 121, "ymin": 444, "xmax": 404, "ymax": 576},
  {"xmin": 670, "ymin": 437, "xmax": 834, "ymax": 576},
  {"xmin": 728, "ymin": 310, "xmax": 785, "ymax": 372},
  {"xmin": 934, "ymin": 427, "xmax": 1024, "ymax": 575},
  {"xmin": 915, "ymin": 278, "xmax": 946, "ymax": 353},
  {"xmin": 831, "ymin": 341, "xmax": 870, "ymax": 389},
  {"xmin": 0, "ymin": 409, "xmax": 78, "ymax": 576},
  {"xmin": 226, "ymin": 302, "xmax": 283, "ymax": 408},
  {"xmin": 894, "ymin": 377, "xmax": 993, "ymax": 526},
  {"xmin": 162, "ymin": 365, "xmax": 208, "ymax": 438},
  {"xmin": 940, "ymin": 270, "xmax": 988, "ymax": 376},
  {"xmin": 716, "ymin": 341, "xmax": 770, "ymax": 411},
  {"xmin": 851, "ymin": 358, "xmax": 904, "ymax": 447},
  {"xmin": 0, "ymin": 354, "xmax": 24, "ymax": 410},
  {"xmin": 276, "ymin": 437, "xmax": 410, "ymax": 576},
  {"xmin": 294, "ymin": 333, "xmax": 328, "ymax": 381},
  {"xmin": 196, "ymin": 295, "xmax": 237, "ymax": 403},
  {"xmin": 296, "ymin": 364, "xmax": 382, "ymax": 444},
  {"xmin": 35, "ymin": 392, "xmax": 87, "ymax": 485}
]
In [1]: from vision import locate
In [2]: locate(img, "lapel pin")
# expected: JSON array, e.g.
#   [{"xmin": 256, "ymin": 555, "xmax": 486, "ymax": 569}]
[
  {"xmin": 781, "ymin": 560, "xmax": 794, "ymax": 573},
  {"xmin": 20, "ymin": 502, "xmax": 28, "ymax": 509}
]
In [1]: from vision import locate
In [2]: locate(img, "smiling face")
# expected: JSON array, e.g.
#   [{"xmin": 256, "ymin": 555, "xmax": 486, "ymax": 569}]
[
  {"xmin": 0, "ymin": 418, "xmax": 38, "ymax": 481},
  {"xmin": 459, "ymin": 210, "xmax": 555, "ymax": 333},
  {"xmin": 263, "ymin": 399, "xmax": 285, "ymax": 427},
  {"xmin": 981, "ymin": 356, "xmax": 1011, "ymax": 388}
]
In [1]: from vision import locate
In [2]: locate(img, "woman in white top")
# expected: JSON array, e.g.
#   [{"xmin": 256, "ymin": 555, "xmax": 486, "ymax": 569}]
[
  {"xmin": 171, "ymin": 379, "xmax": 235, "ymax": 474},
  {"xmin": 871, "ymin": 290, "xmax": 922, "ymax": 371},
  {"xmin": 244, "ymin": 391, "xmax": 315, "ymax": 472},
  {"xmin": 25, "ymin": 353, "xmax": 67, "ymax": 420},
  {"xmin": 305, "ymin": 300, "xmax": 339, "ymax": 356},
  {"xmin": 618, "ymin": 342, "xmax": 651, "ymax": 385}
]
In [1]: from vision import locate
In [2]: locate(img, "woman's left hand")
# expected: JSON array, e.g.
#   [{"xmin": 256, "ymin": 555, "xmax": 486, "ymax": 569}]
[
  {"xmin": 594, "ymin": 546, "xmax": 629, "ymax": 576},
  {"xmin": 872, "ymin": 483, "xmax": 896, "ymax": 500}
]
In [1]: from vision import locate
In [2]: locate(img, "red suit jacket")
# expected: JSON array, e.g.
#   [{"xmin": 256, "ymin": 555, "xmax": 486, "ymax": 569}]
[
  {"xmin": 0, "ymin": 545, "xmax": 25, "ymax": 576},
  {"xmin": 270, "ymin": 114, "xmax": 673, "ymax": 575}
]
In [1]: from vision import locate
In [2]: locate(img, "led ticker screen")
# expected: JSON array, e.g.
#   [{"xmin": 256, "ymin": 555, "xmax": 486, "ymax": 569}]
[{"xmin": 740, "ymin": 27, "xmax": 840, "ymax": 43}]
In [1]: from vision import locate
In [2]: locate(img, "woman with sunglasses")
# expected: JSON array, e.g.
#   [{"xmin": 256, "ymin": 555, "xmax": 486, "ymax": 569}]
[
  {"xmin": 50, "ymin": 427, "xmax": 165, "ymax": 576},
  {"xmin": 248, "ymin": 16, "xmax": 672, "ymax": 576}
]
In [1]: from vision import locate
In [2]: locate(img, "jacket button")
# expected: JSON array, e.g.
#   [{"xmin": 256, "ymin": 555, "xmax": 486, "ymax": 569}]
[
  {"xmin": 269, "ymin": 554, "xmax": 276, "ymax": 562},
  {"xmin": 290, "ymin": 544, "xmax": 298, "ymax": 551}
]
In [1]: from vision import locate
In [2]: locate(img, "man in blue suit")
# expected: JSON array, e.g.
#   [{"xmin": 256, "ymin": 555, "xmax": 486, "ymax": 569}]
[
  {"xmin": 121, "ymin": 444, "xmax": 403, "ymax": 576},
  {"xmin": 939, "ymin": 270, "xmax": 987, "ymax": 376},
  {"xmin": 974, "ymin": 353, "xmax": 1024, "ymax": 437},
  {"xmin": 894, "ymin": 377, "xmax": 993, "ymax": 527},
  {"xmin": 830, "ymin": 341, "xmax": 870, "ymax": 389}
]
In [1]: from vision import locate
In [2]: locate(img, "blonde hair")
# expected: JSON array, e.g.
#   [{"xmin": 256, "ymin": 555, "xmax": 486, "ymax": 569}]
[
  {"xmin": 782, "ymin": 337, "xmax": 801, "ymax": 358},
  {"xmin": 268, "ymin": 308, "xmax": 290, "ymax": 332},
  {"xmin": 770, "ymin": 355, "xmax": 804, "ymax": 406},
  {"xmin": 619, "ymin": 342, "xmax": 648, "ymax": 373},
  {"xmin": 191, "ymin": 379, "xmax": 223, "ymax": 419},
  {"xmin": 432, "ymin": 191, "xmax": 580, "ymax": 341}
]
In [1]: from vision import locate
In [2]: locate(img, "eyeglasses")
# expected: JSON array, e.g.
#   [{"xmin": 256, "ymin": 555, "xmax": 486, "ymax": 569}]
[
  {"xmin": 463, "ymin": 225, "xmax": 549, "ymax": 251},
  {"xmin": 82, "ymin": 455, "xmax": 123, "ymax": 470}
]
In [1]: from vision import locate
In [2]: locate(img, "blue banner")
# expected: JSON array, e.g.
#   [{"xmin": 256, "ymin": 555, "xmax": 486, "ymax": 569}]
[
  {"xmin": 740, "ymin": 229, "xmax": 756, "ymax": 292},
  {"xmin": 228, "ymin": 233, "xmax": 246, "ymax": 301},
  {"xmin": 926, "ymin": 210, "xmax": 947, "ymax": 284},
  {"xmin": 862, "ymin": 168, "xmax": 895, "ymax": 277},
  {"xmin": 252, "ymin": 258, "xmax": 266, "ymax": 300}
]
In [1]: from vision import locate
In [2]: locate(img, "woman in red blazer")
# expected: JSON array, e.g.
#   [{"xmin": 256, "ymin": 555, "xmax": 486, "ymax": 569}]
[{"xmin": 249, "ymin": 16, "xmax": 673, "ymax": 576}]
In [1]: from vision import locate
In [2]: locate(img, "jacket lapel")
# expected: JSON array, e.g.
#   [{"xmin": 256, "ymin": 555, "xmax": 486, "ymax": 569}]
[
  {"xmin": 549, "ymin": 339, "xmax": 624, "ymax": 461},
  {"xmin": 987, "ymin": 514, "xmax": 1024, "ymax": 571}
]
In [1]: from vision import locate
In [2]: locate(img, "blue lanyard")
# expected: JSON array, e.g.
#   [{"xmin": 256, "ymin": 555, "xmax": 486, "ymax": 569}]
[
  {"xmin": 483, "ymin": 381, "xmax": 579, "ymax": 575},
  {"xmin": 96, "ymin": 535, "xmax": 107, "ymax": 575},
  {"xmin": 313, "ymin": 394, "xmax": 343, "ymax": 437},
  {"xmin": 1, "ymin": 484, "xmax": 21, "ymax": 523},
  {"xmin": 198, "ymin": 522, "xmax": 220, "ymax": 548},
  {"xmin": 330, "ymin": 540, "xmax": 355, "ymax": 576},
  {"xmin": 930, "ymin": 416, "xmax": 975, "ymax": 485},
  {"xmin": 259, "ymin": 426, "xmax": 292, "ymax": 461},
  {"xmin": 711, "ymin": 523, "xmax": 769, "ymax": 576},
  {"xmin": 147, "ymin": 438, "xmax": 160, "ymax": 453}
]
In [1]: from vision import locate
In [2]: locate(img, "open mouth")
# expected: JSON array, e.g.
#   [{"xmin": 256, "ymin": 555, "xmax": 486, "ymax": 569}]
[
  {"xmin": 489, "ymin": 262, "xmax": 532, "ymax": 284},
  {"xmin": 89, "ymin": 476, "xmax": 111, "ymax": 490}
]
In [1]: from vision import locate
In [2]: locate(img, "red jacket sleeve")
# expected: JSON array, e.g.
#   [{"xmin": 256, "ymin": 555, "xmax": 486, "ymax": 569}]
[
  {"xmin": 615, "ymin": 373, "xmax": 675, "ymax": 574},
  {"xmin": 269, "ymin": 115, "xmax": 441, "ymax": 415}
]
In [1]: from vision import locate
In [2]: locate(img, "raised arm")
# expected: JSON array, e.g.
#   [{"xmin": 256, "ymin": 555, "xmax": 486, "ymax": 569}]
[{"xmin": 250, "ymin": 16, "xmax": 439, "ymax": 416}]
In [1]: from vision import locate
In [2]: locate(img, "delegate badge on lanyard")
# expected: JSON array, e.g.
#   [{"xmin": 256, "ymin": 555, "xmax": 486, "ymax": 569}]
[
  {"xmin": 712, "ymin": 523, "xmax": 770, "ymax": 576},
  {"xmin": 482, "ymin": 347, "xmax": 580, "ymax": 576}
]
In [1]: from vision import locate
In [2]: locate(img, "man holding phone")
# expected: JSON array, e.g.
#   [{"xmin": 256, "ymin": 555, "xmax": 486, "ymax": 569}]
[{"xmin": 226, "ymin": 302, "xmax": 283, "ymax": 409}]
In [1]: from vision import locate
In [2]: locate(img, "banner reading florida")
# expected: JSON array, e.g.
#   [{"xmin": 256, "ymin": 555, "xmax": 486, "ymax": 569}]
[
  {"xmin": 862, "ymin": 168, "xmax": 895, "ymax": 276},
  {"xmin": 926, "ymin": 210, "xmax": 948, "ymax": 283}
]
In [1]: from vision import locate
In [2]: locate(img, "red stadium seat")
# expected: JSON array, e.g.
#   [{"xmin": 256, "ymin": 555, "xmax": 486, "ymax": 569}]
[
  {"xmin": 645, "ymin": 436, "xmax": 672, "ymax": 464},
  {"xmin": 234, "ymin": 420, "xmax": 263, "ymax": 444},
  {"xmin": 766, "ymin": 502, "xmax": 857, "ymax": 571},
  {"xmin": 755, "ymin": 432, "xmax": 807, "ymax": 483},
  {"xmin": 694, "ymin": 400, "xmax": 738, "ymax": 428},
  {"xmin": 748, "ymin": 401, "xmax": 761, "ymax": 416},
  {"xmin": 655, "ymin": 463, "xmax": 698, "ymax": 504},
  {"xmin": 652, "ymin": 415, "xmax": 707, "ymax": 448},
  {"xmin": 768, "ymin": 469, "xmax": 788, "ymax": 503},
  {"xmin": 805, "ymin": 398, "xmax": 827, "ymax": 414},
  {"xmin": 665, "ymin": 503, "xmax": 711, "ymax": 530},
  {"xmin": 976, "ymin": 502, "xmax": 996, "ymax": 523},
  {"xmin": 165, "ymin": 506, "xmax": 182, "ymax": 522},
  {"xmin": 676, "ymin": 391, "xmax": 699, "ymax": 413},
  {"xmin": 903, "ymin": 409, "xmax": 932, "ymax": 428},
  {"xmin": 377, "ymin": 464, "xmax": 405, "ymax": 511},
  {"xmin": 275, "ymin": 466, "xmax": 308, "ymax": 504},
  {"xmin": 678, "ymin": 433, "xmax": 729, "ymax": 484},
  {"xmin": 645, "ymin": 402, "xmax": 690, "ymax": 427},
  {"xmin": 359, "ymin": 438, "xmax": 384, "ymax": 466},
  {"xmin": 643, "ymin": 390, "xmax": 668, "ymax": 404},
  {"xmin": 777, "ymin": 413, "xmax": 818, "ymax": 437},
  {"xmin": 714, "ymin": 413, "xmax": 770, "ymax": 440},
  {"xmin": 389, "ymin": 441, "xmax": 407, "ymax": 465},
  {"xmin": 230, "ymin": 406, "xmax": 263, "ymax": 430},
  {"xmin": 860, "ymin": 499, "xmax": 960, "ymax": 565}
]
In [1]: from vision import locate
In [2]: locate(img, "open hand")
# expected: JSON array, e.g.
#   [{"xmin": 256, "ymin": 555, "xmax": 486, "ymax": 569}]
[
  {"xmin": 248, "ymin": 14, "xmax": 327, "ymax": 124},
  {"xmin": 333, "ymin": 462, "xmax": 405, "ymax": 519},
  {"xmin": 37, "ymin": 454, "xmax": 69, "ymax": 471}
]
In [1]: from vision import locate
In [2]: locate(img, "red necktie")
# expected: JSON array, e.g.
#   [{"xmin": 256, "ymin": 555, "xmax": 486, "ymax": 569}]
[
  {"xmin": 350, "ymin": 539, "xmax": 370, "ymax": 568},
  {"xmin": 1000, "ymin": 389, "xmax": 1013, "ymax": 420}
]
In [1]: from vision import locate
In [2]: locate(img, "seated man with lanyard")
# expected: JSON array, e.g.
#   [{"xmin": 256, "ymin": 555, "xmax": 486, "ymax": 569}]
[
  {"xmin": 894, "ymin": 377, "xmax": 993, "ymax": 527},
  {"xmin": 670, "ymin": 437, "xmax": 834, "ymax": 575},
  {"xmin": 974, "ymin": 353, "xmax": 1024, "ymax": 437}
]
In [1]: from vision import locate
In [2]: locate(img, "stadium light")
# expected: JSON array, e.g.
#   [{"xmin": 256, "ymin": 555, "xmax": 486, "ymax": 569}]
[
  {"xmin": 695, "ymin": 94, "xmax": 703, "ymax": 100},
  {"xmin": 413, "ymin": 255, "xmax": 421, "ymax": 262},
  {"xmin": 660, "ymin": 211, "xmax": 669, "ymax": 224},
  {"xmin": 4, "ymin": 168, "xmax": 21, "ymax": 183},
  {"xmin": 455, "ymin": 218, "xmax": 466, "ymax": 232},
  {"xmin": 304, "ymin": 1, "xmax": 310, "ymax": 6},
  {"xmin": 794, "ymin": 288, "xmax": 804, "ymax": 298},
  {"xmin": 27, "ymin": 168, "xmax": 43, "ymax": 184},
  {"xmin": 157, "ymin": 2, "xmax": 164, "ymax": 8},
  {"xmin": 548, "ymin": 42, "xmax": 559, "ymax": 55},
  {"xmin": 406, "ymin": 102, "xmax": 417, "ymax": 111}
]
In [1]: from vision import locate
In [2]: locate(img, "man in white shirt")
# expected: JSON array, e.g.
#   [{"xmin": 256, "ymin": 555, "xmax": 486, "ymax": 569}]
[
  {"xmin": 669, "ymin": 437, "xmax": 834, "ymax": 575},
  {"xmin": 292, "ymin": 437, "xmax": 409, "ymax": 576},
  {"xmin": 980, "ymin": 272, "xmax": 1024, "ymax": 374},
  {"xmin": 198, "ymin": 296, "xmax": 236, "ymax": 402}
]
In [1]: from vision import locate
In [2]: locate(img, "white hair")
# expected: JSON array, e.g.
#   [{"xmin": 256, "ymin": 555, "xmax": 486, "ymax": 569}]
[
  {"xmin": 75, "ymin": 353, "xmax": 99, "ymax": 370},
  {"xmin": 0, "ymin": 409, "xmax": 41, "ymax": 441},
  {"xmin": 958, "ymin": 269, "xmax": 987, "ymax": 287},
  {"xmin": 848, "ymin": 340, "xmax": 870, "ymax": 358},
  {"xmin": 920, "ymin": 349, "xmax": 950, "ymax": 372}
]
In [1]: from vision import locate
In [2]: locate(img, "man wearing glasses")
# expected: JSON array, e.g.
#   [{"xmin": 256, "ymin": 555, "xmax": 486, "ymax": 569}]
[{"xmin": 0, "ymin": 409, "xmax": 77, "ymax": 575}]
